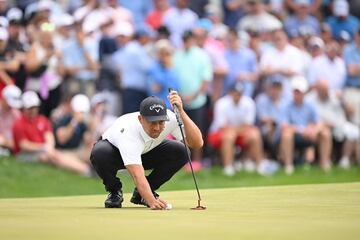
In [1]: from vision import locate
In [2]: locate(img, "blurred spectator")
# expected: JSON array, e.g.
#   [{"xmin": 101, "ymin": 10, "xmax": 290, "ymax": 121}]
[
  {"xmin": 284, "ymin": 0, "xmax": 320, "ymax": 38},
  {"xmin": 74, "ymin": 0, "xmax": 101, "ymax": 23},
  {"xmin": 0, "ymin": 27, "xmax": 21, "ymax": 96},
  {"xmin": 256, "ymin": 75, "xmax": 289, "ymax": 159},
  {"xmin": 173, "ymin": 30, "xmax": 212, "ymax": 170},
  {"xmin": 12, "ymin": 91, "xmax": 92, "ymax": 176},
  {"xmin": 25, "ymin": 22, "xmax": 65, "ymax": 117},
  {"xmin": 222, "ymin": 0, "xmax": 245, "ymax": 29},
  {"xmin": 205, "ymin": 4, "xmax": 229, "ymax": 42},
  {"xmin": 348, "ymin": 0, "xmax": 360, "ymax": 19},
  {"xmin": 306, "ymin": 80, "xmax": 360, "ymax": 169},
  {"xmin": 146, "ymin": 0, "xmax": 172, "ymax": 30},
  {"xmin": 193, "ymin": 18, "xmax": 229, "ymax": 101},
  {"xmin": 343, "ymin": 28, "xmax": 360, "ymax": 125},
  {"xmin": 118, "ymin": 0, "xmax": 153, "ymax": 28},
  {"xmin": 107, "ymin": 0, "xmax": 134, "ymax": 32},
  {"xmin": 163, "ymin": 0, "xmax": 198, "ymax": 48},
  {"xmin": 54, "ymin": 94, "xmax": 92, "ymax": 164},
  {"xmin": 224, "ymin": 29, "xmax": 258, "ymax": 97},
  {"xmin": 88, "ymin": 92, "xmax": 117, "ymax": 141},
  {"xmin": 260, "ymin": 29, "xmax": 306, "ymax": 96},
  {"xmin": 0, "ymin": 0, "xmax": 8, "ymax": 17},
  {"xmin": 0, "ymin": 85, "xmax": 22, "ymax": 156},
  {"xmin": 280, "ymin": 76, "xmax": 332, "ymax": 174},
  {"xmin": 148, "ymin": 39, "xmax": 180, "ymax": 108},
  {"xmin": 307, "ymin": 36, "xmax": 324, "ymax": 58},
  {"xmin": 112, "ymin": 25, "xmax": 153, "ymax": 114},
  {"xmin": 189, "ymin": 0, "xmax": 209, "ymax": 18},
  {"xmin": 308, "ymin": 40, "xmax": 346, "ymax": 94},
  {"xmin": 326, "ymin": 0, "xmax": 359, "ymax": 41},
  {"xmin": 16, "ymin": 0, "xmax": 37, "ymax": 13},
  {"xmin": 238, "ymin": 0, "xmax": 282, "ymax": 33},
  {"xmin": 208, "ymin": 82, "xmax": 277, "ymax": 176},
  {"xmin": 62, "ymin": 22, "xmax": 99, "ymax": 97},
  {"xmin": 320, "ymin": 22, "xmax": 333, "ymax": 44}
]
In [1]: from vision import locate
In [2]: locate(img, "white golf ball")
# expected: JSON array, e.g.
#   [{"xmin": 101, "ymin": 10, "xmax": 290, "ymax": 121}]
[{"xmin": 166, "ymin": 203, "xmax": 172, "ymax": 210}]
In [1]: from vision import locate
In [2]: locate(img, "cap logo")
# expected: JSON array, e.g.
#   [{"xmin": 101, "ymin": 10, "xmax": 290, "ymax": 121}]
[{"xmin": 149, "ymin": 104, "xmax": 164, "ymax": 113}]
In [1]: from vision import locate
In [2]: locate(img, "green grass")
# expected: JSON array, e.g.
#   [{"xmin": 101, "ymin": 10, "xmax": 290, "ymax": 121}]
[
  {"xmin": 0, "ymin": 183, "xmax": 359, "ymax": 240},
  {"xmin": 1, "ymin": 156, "xmax": 360, "ymax": 198}
]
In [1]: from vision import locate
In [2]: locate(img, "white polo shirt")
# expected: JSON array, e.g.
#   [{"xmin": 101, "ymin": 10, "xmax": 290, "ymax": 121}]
[
  {"xmin": 102, "ymin": 110, "xmax": 182, "ymax": 165},
  {"xmin": 209, "ymin": 95, "xmax": 256, "ymax": 133}
]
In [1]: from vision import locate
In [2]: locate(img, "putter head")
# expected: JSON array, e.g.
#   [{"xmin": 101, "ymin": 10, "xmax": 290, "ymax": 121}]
[{"xmin": 191, "ymin": 200, "xmax": 206, "ymax": 210}]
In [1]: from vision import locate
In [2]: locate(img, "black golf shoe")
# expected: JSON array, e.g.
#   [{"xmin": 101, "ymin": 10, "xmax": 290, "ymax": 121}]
[
  {"xmin": 105, "ymin": 191, "xmax": 123, "ymax": 208},
  {"xmin": 130, "ymin": 188, "xmax": 159, "ymax": 207}
]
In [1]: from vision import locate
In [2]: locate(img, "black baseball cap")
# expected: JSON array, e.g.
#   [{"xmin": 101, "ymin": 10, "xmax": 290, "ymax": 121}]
[{"xmin": 140, "ymin": 96, "xmax": 169, "ymax": 122}]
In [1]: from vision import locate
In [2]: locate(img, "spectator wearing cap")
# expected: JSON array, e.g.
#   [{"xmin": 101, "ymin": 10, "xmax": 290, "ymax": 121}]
[
  {"xmin": 25, "ymin": 22, "xmax": 65, "ymax": 117},
  {"xmin": 320, "ymin": 23, "xmax": 333, "ymax": 44},
  {"xmin": 221, "ymin": 0, "xmax": 245, "ymax": 29},
  {"xmin": 173, "ymin": 29, "xmax": 212, "ymax": 171},
  {"xmin": 280, "ymin": 76, "xmax": 332, "ymax": 175},
  {"xmin": 205, "ymin": 4, "xmax": 229, "ymax": 43},
  {"xmin": 260, "ymin": 29, "xmax": 306, "ymax": 97},
  {"xmin": 342, "ymin": 28, "xmax": 360, "ymax": 125},
  {"xmin": 224, "ymin": 29, "xmax": 258, "ymax": 97},
  {"xmin": 238, "ymin": 0, "xmax": 282, "ymax": 34},
  {"xmin": 307, "ymin": 40, "xmax": 346, "ymax": 94},
  {"xmin": 284, "ymin": 0, "xmax": 320, "ymax": 38},
  {"xmin": 306, "ymin": 80, "xmax": 360, "ymax": 169},
  {"xmin": 0, "ymin": 0, "xmax": 8, "ymax": 17},
  {"xmin": 0, "ymin": 85, "xmax": 22, "ymax": 155},
  {"xmin": 146, "ymin": 0, "xmax": 172, "ymax": 30},
  {"xmin": 12, "ymin": 91, "xmax": 92, "ymax": 176},
  {"xmin": 326, "ymin": 0, "xmax": 360, "ymax": 41},
  {"xmin": 111, "ymin": 24, "xmax": 153, "ymax": 114},
  {"xmin": 307, "ymin": 36, "xmax": 325, "ymax": 58},
  {"xmin": 148, "ymin": 39, "xmax": 180, "ymax": 108},
  {"xmin": 163, "ymin": 0, "xmax": 198, "ymax": 48},
  {"xmin": 54, "ymin": 94, "xmax": 93, "ymax": 164},
  {"xmin": 255, "ymin": 75, "xmax": 289, "ymax": 159},
  {"xmin": 208, "ymin": 82, "xmax": 277, "ymax": 176}
]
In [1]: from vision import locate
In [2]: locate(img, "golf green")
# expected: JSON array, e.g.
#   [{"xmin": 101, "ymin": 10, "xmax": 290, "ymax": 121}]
[{"xmin": 0, "ymin": 182, "xmax": 359, "ymax": 240}]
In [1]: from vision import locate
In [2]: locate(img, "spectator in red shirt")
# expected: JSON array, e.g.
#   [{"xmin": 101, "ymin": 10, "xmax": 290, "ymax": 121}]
[
  {"xmin": 146, "ymin": 0, "xmax": 171, "ymax": 30},
  {"xmin": 12, "ymin": 91, "xmax": 92, "ymax": 176}
]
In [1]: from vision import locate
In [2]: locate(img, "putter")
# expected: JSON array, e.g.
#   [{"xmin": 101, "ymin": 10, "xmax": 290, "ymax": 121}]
[{"xmin": 168, "ymin": 88, "xmax": 206, "ymax": 210}]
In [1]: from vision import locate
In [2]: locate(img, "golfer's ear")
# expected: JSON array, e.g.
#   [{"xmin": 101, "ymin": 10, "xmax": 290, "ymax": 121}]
[{"xmin": 138, "ymin": 115, "xmax": 142, "ymax": 123}]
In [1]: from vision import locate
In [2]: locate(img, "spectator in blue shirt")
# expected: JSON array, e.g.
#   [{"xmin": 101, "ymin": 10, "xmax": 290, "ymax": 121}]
[
  {"xmin": 119, "ymin": 0, "xmax": 153, "ymax": 28},
  {"xmin": 284, "ymin": 0, "xmax": 320, "ymax": 37},
  {"xmin": 148, "ymin": 39, "xmax": 180, "ymax": 109},
  {"xmin": 343, "ymin": 28, "xmax": 360, "ymax": 125},
  {"xmin": 326, "ymin": 0, "xmax": 360, "ymax": 41},
  {"xmin": 256, "ymin": 75, "xmax": 289, "ymax": 159},
  {"xmin": 222, "ymin": 0, "xmax": 245, "ymax": 29},
  {"xmin": 224, "ymin": 29, "xmax": 258, "ymax": 97},
  {"xmin": 279, "ymin": 76, "xmax": 332, "ymax": 175}
]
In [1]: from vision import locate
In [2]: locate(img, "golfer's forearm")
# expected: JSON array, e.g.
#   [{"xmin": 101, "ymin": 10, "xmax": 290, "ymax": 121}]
[
  {"xmin": 127, "ymin": 165, "xmax": 156, "ymax": 204},
  {"xmin": 179, "ymin": 110, "xmax": 203, "ymax": 149}
]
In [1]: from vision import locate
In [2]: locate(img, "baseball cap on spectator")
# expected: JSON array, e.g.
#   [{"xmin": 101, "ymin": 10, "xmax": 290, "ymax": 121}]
[
  {"xmin": 140, "ymin": 96, "xmax": 169, "ymax": 122},
  {"xmin": 7, "ymin": 8, "xmax": 23, "ymax": 25},
  {"xmin": 2, "ymin": 85, "xmax": 22, "ymax": 109},
  {"xmin": 229, "ymin": 82, "xmax": 245, "ymax": 93},
  {"xmin": 0, "ymin": 16, "xmax": 9, "ymax": 28},
  {"xmin": 114, "ymin": 22, "xmax": 134, "ymax": 37},
  {"xmin": 291, "ymin": 76, "xmax": 308, "ymax": 93},
  {"xmin": 267, "ymin": 74, "xmax": 284, "ymax": 86},
  {"xmin": 71, "ymin": 94, "xmax": 90, "ymax": 113},
  {"xmin": 205, "ymin": 4, "xmax": 221, "ymax": 17},
  {"xmin": 0, "ymin": 27, "xmax": 8, "ymax": 41},
  {"xmin": 196, "ymin": 18, "xmax": 213, "ymax": 32},
  {"xmin": 333, "ymin": 0, "xmax": 349, "ymax": 17},
  {"xmin": 22, "ymin": 91, "xmax": 41, "ymax": 109},
  {"xmin": 90, "ymin": 92, "xmax": 107, "ymax": 108},
  {"xmin": 37, "ymin": 0, "xmax": 52, "ymax": 12},
  {"xmin": 308, "ymin": 36, "xmax": 324, "ymax": 49},
  {"xmin": 155, "ymin": 39, "xmax": 173, "ymax": 53},
  {"xmin": 55, "ymin": 13, "xmax": 74, "ymax": 28},
  {"xmin": 182, "ymin": 30, "xmax": 194, "ymax": 41},
  {"xmin": 135, "ymin": 25, "xmax": 155, "ymax": 39}
]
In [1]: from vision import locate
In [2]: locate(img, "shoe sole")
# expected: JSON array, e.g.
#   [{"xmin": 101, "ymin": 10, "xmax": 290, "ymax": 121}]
[
  {"xmin": 105, "ymin": 202, "xmax": 122, "ymax": 208},
  {"xmin": 130, "ymin": 198, "xmax": 148, "ymax": 207}
]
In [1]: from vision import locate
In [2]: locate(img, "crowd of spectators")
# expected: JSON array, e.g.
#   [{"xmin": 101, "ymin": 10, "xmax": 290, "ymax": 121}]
[{"xmin": 0, "ymin": 0, "xmax": 359, "ymax": 177}]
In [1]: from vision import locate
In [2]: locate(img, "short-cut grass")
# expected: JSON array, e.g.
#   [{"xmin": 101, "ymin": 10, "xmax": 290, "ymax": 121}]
[{"xmin": 0, "ymin": 182, "xmax": 359, "ymax": 240}]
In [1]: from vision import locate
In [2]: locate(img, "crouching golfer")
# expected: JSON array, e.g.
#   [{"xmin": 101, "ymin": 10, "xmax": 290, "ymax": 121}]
[{"xmin": 90, "ymin": 92, "xmax": 203, "ymax": 210}]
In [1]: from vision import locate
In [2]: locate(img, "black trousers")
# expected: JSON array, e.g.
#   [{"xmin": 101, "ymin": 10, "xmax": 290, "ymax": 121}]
[{"xmin": 90, "ymin": 139, "xmax": 188, "ymax": 193}]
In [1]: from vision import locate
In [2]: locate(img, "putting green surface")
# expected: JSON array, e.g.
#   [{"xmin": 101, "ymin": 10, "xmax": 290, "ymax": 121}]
[{"xmin": 1, "ymin": 182, "xmax": 359, "ymax": 240}]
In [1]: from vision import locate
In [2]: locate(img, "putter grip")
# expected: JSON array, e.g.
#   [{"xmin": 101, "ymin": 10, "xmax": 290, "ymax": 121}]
[{"xmin": 168, "ymin": 88, "xmax": 183, "ymax": 126}]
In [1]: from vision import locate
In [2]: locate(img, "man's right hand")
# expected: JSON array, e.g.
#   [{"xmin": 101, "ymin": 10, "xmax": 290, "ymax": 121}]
[{"xmin": 148, "ymin": 197, "xmax": 168, "ymax": 210}]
